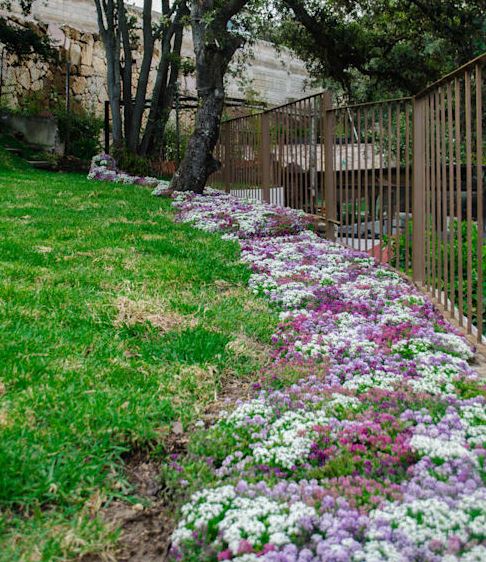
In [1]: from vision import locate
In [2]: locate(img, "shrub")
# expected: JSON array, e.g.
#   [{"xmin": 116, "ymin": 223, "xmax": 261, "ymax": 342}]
[
  {"xmin": 112, "ymin": 147, "xmax": 153, "ymax": 177},
  {"xmin": 162, "ymin": 122, "xmax": 189, "ymax": 162},
  {"xmin": 55, "ymin": 109, "xmax": 103, "ymax": 161}
]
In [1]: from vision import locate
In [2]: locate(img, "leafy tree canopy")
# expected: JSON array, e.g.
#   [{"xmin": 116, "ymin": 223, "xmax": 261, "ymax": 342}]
[
  {"xmin": 0, "ymin": 0, "xmax": 55, "ymax": 60},
  {"xmin": 275, "ymin": 0, "xmax": 486, "ymax": 102}
]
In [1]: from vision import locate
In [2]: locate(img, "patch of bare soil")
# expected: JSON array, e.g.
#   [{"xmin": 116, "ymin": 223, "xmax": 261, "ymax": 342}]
[{"xmin": 80, "ymin": 453, "xmax": 177, "ymax": 562}]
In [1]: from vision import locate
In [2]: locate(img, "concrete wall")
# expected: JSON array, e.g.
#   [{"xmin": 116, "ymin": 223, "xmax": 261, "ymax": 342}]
[{"xmin": 1, "ymin": 0, "xmax": 316, "ymax": 115}]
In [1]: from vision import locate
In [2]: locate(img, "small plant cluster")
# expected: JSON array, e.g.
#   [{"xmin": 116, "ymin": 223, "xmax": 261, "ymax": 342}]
[
  {"xmin": 168, "ymin": 190, "xmax": 485, "ymax": 562},
  {"xmin": 87, "ymin": 153, "xmax": 170, "ymax": 192},
  {"xmin": 172, "ymin": 189, "xmax": 311, "ymax": 240}
]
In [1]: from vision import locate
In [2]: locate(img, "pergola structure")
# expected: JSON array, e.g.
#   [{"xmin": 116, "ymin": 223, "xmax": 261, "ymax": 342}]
[{"xmin": 103, "ymin": 92, "xmax": 267, "ymax": 159}]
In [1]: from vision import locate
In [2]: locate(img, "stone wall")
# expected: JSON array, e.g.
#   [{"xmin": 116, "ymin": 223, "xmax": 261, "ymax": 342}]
[{"xmin": 1, "ymin": 0, "xmax": 317, "ymax": 118}]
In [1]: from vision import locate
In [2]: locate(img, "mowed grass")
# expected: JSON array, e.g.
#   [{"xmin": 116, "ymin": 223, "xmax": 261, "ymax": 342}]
[{"xmin": 0, "ymin": 151, "xmax": 276, "ymax": 560}]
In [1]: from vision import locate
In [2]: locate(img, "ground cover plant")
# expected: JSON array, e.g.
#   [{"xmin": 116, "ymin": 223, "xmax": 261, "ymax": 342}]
[
  {"xmin": 88, "ymin": 153, "xmax": 171, "ymax": 192},
  {"xmin": 0, "ymin": 152, "xmax": 277, "ymax": 560},
  {"xmin": 165, "ymin": 189, "xmax": 486, "ymax": 562}
]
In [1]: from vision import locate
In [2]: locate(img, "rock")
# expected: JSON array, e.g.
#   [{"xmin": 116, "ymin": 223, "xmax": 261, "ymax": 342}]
[
  {"xmin": 29, "ymin": 65, "xmax": 42, "ymax": 82},
  {"xmin": 72, "ymin": 76, "xmax": 87, "ymax": 96},
  {"xmin": 79, "ymin": 64, "xmax": 93, "ymax": 77},
  {"xmin": 69, "ymin": 43, "xmax": 81, "ymax": 66},
  {"xmin": 81, "ymin": 39, "xmax": 94, "ymax": 66},
  {"xmin": 92, "ymin": 55, "xmax": 105, "ymax": 75},
  {"xmin": 31, "ymin": 80, "xmax": 43, "ymax": 92},
  {"xmin": 172, "ymin": 421, "xmax": 184, "ymax": 435},
  {"xmin": 16, "ymin": 67, "xmax": 31, "ymax": 90},
  {"xmin": 47, "ymin": 23, "xmax": 65, "ymax": 47}
]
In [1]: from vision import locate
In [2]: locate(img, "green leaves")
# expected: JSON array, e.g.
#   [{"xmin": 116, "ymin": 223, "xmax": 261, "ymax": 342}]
[{"xmin": 0, "ymin": 162, "xmax": 275, "ymax": 559}]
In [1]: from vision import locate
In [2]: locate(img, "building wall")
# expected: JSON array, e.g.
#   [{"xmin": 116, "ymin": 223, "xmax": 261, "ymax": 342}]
[{"xmin": 1, "ymin": 0, "xmax": 316, "ymax": 116}]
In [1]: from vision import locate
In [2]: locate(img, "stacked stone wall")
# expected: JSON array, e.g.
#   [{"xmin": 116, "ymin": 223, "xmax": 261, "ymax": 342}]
[{"xmin": 1, "ymin": 0, "xmax": 316, "ymax": 118}]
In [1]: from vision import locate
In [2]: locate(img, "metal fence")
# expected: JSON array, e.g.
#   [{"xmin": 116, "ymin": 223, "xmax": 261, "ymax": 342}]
[
  {"xmin": 212, "ymin": 53, "xmax": 485, "ymax": 343},
  {"xmin": 414, "ymin": 57, "xmax": 484, "ymax": 340}
]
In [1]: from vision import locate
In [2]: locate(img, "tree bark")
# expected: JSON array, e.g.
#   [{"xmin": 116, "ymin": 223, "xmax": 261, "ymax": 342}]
[
  {"xmin": 94, "ymin": 0, "xmax": 187, "ymax": 156},
  {"xmin": 126, "ymin": 0, "xmax": 154, "ymax": 151},
  {"xmin": 94, "ymin": 0, "xmax": 123, "ymax": 146},
  {"xmin": 170, "ymin": 0, "xmax": 248, "ymax": 193},
  {"xmin": 139, "ymin": 2, "xmax": 186, "ymax": 156},
  {"xmin": 117, "ymin": 0, "xmax": 133, "ymax": 140}
]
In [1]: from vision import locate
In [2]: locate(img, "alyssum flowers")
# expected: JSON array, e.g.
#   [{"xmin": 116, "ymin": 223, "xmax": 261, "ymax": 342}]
[
  {"xmin": 168, "ymin": 189, "xmax": 484, "ymax": 561},
  {"xmin": 88, "ymin": 153, "xmax": 170, "ymax": 192}
]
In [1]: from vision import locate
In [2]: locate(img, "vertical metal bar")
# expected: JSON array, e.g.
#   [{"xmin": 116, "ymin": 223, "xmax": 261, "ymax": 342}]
[
  {"xmin": 425, "ymin": 97, "xmax": 431, "ymax": 288},
  {"xmin": 476, "ymin": 64, "xmax": 483, "ymax": 341},
  {"xmin": 387, "ymin": 105, "xmax": 393, "ymax": 262},
  {"xmin": 104, "ymin": 100, "xmax": 110, "ymax": 155},
  {"xmin": 323, "ymin": 92, "xmax": 336, "ymax": 240},
  {"xmin": 440, "ymin": 87, "xmax": 448, "ymax": 309},
  {"xmin": 405, "ymin": 103, "xmax": 411, "ymax": 273},
  {"xmin": 413, "ymin": 97, "xmax": 426, "ymax": 284},
  {"xmin": 435, "ymin": 90, "xmax": 443, "ymax": 304},
  {"xmin": 350, "ymin": 110, "xmax": 356, "ymax": 248},
  {"xmin": 395, "ymin": 102, "xmax": 401, "ymax": 270},
  {"xmin": 371, "ymin": 107, "xmax": 376, "ymax": 254},
  {"xmin": 304, "ymin": 98, "xmax": 310, "ymax": 213},
  {"xmin": 291, "ymin": 106, "xmax": 295, "ymax": 208},
  {"xmin": 223, "ymin": 124, "xmax": 231, "ymax": 193},
  {"xmin": 175, "ymin": 82, "xmax": 181, "ymax": 166},
  {"xmin": 431, "ymin": 93, "xmax": 437, "ymax": 297},
  {"xmin": 285, "ymin": 107, "xmax": 290, "ymax": 207},
  {"xmin": 465, "ymin": 71, "xmax": 473, "ymax": 333},
  {"xmin": 302, "ymin": 100, "xmax": 312, "ymax": 213},
  {"xmin": 447, "ymin": 82, "xmax": 455, "ymax": 317},
  {"xmin": 364, "ymin": 108, "xmax": 369, "ymax": 252},
  {"xmin": 332, "ymin": 110, "xmax": 338, "ymax": 225},
  {"xmin": 357, "ymin": 109, "xmax": 362, "ymax": 251},
  {"xmin": 455, "ymin": 78, "xmax": 464, "ymax": 326},
  {"xmin": 280, "ymin": 113, "xmax": 284, "ymax": 201},
  {"xmin": 321, "ymin": 95, "xmax": 326, "ymax": 216},
  {"xmin": 343, "ymin": 110, "xmax": 350, "ymax": 246},
  {"xmin": 339, "ymin": 111, "xmax": 344, "ymax": 241},
  {"xmin": 299, "ymin": 101, "xmax": 305, "ymax": 211},
  {"xmin": 379, "ymin": 106, "xmax": 384, "ymax": 262}
]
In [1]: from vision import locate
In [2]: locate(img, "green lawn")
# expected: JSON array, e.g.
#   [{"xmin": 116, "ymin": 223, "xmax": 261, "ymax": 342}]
[{"xmin": 0, "ymin": 150, "xmax": 275, "ymax": 560}]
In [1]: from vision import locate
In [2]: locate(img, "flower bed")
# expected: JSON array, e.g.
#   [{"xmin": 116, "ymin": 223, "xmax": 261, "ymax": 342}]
[
  {"xmin": 87, "ymin": 153, "xmax": 171, "ymax": 193},
  {"xmin": 169, "ymin": 190, "xmax": 485, "ymax": 561}
]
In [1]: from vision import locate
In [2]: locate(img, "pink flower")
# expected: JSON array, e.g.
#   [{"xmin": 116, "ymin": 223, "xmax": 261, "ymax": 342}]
[{"xmin": 238, "ymin": 540, "xmax": 253, "ymax": 554}]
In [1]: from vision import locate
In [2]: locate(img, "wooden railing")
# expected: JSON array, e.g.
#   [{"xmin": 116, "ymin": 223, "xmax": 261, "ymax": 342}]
[{"xmin": 212, "ymin": 54, "xmax": 485, "ymax": 343}]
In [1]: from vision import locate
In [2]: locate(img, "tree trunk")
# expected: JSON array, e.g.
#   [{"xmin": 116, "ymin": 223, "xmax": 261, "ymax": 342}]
[
  {"xmin": 94, "ymin": 0, "xmax": 123, "ymax": 146},
  {"xmin": 170, "ymin": 86, "xmax": 225, "ymax": 192},
  {"xmin": 170, "ymin": 1, "xmax": 245, "ymax": 193},
  {"xmin": 139, "ymin": 9, "xmax": 185, "ymax": 156},
  {"xmin": 126, "ymin": 0, "xmax": 154, "ymax": 152},
  {"xmin": 118, "ymin": 0, "xmax": 133, "ymax": 140}
]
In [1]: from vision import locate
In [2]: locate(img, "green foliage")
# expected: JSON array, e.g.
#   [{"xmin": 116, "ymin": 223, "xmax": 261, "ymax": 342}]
[
  {"xmin": 276, "ymin": 0, "xmax": 486, "ymax": 102},
  {"xmin": 0, "ymin": 16, "xmax": 56, "ymax": 61},
  {"xmin": 391, "ymin": 219, "xmax": 486, "ymax": 333},
  {"xmin": 0, "ymin": 163, "xmax": 276, "ymax": 559},
  {"xmin": 56, "ymin": 109, "xmax": 103, "ymax": 160},
  {"xmin": 112, "ymin": 146, "xmax": 154, "ymax": 176},
  {"xmin": 5, "ymin": 93, "xmax": 103, "ymax": 161},
  {"xmin": 13, "ymin": 90, "xmax": 53, "ymax": 117},
  {"xmin": 162, "ymin": 122, "xmax": 190, "ymax": 162}
]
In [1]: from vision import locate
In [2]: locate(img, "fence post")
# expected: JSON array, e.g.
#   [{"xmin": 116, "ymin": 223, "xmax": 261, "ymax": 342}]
[
  {"xmin": 223, "ymin": 123, "xmax": 231, "ymax": 193},
  {"xmin": 412, "ymin": 97, "xmax": 426, "ymax": 284},
  {"xmin": 261, "ymin": 112, "xmax": 271, "ymax": 203},
  {"xmin": 104, "ymin": 100, "xmax": 110, "ymax": 155},
  {"xmin": 322, "ymin": 92, "xmax": 336, "ymax": 240}
]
